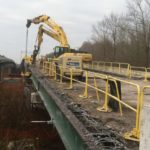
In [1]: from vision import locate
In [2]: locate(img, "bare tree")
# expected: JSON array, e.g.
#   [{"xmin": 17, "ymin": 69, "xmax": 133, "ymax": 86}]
[
  {"xmin": 80, "ymin": 0, "xmax": 150, "ymax": 66},
  {"xmin": 105, "ymin": 13, "xmax": 119, "ymax": 61},
  {"xmin": 92, "ymin": 19, "xmax": 109, "ymax": 60},
  {"xmin": 127, "ymin": 0, "xmax": 150, "ymax": 66}
]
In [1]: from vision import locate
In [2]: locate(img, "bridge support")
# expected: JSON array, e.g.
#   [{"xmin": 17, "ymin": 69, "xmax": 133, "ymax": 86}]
[{"xmin": 31, "ymin": 69, "xmax": 92, "ymax": 150}]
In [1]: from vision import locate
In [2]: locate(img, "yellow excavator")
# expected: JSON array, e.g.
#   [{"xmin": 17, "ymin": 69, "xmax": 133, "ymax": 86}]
[
  {"xmin": 26, "ymin": 15, "xmax": 84, "ymax": 78},
  {"xmin": 26, "ymin": 15, "xmax": 92, "ymax": 64}
]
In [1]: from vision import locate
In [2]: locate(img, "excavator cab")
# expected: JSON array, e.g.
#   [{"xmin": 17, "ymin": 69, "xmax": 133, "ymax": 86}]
[{"xmin": 54, "ymin": 46, "xmax": 70, "ymax": 58}]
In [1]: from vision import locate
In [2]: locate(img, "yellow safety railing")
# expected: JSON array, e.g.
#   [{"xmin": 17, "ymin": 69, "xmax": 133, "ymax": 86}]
[
  {"xmin": 110, "ymin": 77, "xmax": 141, "ymax": 141},
  {"xmin": 42, "ymin": 61, "xmax": 84, "ymax": 90},
  {"xmin": 41, "ymin": 60, "xmax": 144, "ymax": 142},
  {"xmin": 80, "ymin": 69, "xmax": 141, "ymax": 141},
  {"xmin": 84, "ymin": 61, "xmax": 150, "ymax": 81},
  {"xmin": 81, "ymin": 71, "xmax": 141, "ymax": 141},
  {"xmin": 42, "ymin": 61, "xmax": 55, "ymax": 77},
  {"xmin": 129, "ymin": 66, "xmax": 148, "ymax": 81},
  {"xmin": 88, "ymin": 61, "xmax": 131, "ymax": 77}
]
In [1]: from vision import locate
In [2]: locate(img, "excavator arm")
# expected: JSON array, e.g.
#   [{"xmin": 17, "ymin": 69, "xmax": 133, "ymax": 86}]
[
  {"xmin": 31, "ymin": 25, "xmax": 64, "ymax": 64},
  {"xmin": 37, "ymin": 25, "xmax": 60, "ymax": 49},
  {"xmin": 26, "ymin": 15, "xmax": 69, "ymax": 47}
]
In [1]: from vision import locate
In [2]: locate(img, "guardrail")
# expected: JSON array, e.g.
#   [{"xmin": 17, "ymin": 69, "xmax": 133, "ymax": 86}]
[
  {"xmin": 81, "ymin": 71, "xmax": 141, "ymax": 141},
  {"xmin": 40, "ymin": 60, "xmax": 147, "ymax": 142},
  {"xmin": 129, "ymin": 66, "xmax": 148, "ymax": 81},
  {"xmin": 84, "ymin": 61, "xmax": 131, "ymax": 77},
  {"xmin": 84, "ymin": 61, "xmax": 150, "ymax": 81}
]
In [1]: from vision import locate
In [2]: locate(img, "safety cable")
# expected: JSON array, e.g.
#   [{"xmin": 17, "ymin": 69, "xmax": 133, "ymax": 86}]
[{"xmin": 34, "ymin": 32, "xmax": 38, "ymax": 47}]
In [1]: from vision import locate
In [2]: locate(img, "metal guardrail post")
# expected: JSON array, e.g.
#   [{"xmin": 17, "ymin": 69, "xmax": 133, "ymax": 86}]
[
  {"xmin": 81, "ymin": 71, "xmax": 89, "ymax": 98},
  {"xmin": 69, "ymin": 68, "xmax": 73, "ymax": 89},
  {"xmin": 50, "ymin": 62, "xmax": 53, "ymax": 76},
  {"xmin": 144, "ymin": 68, "xmax": 148, "ymax": 81},
  {"xmin": 108, "ymin": 79, "xmax": 123, "ymax": 116},
  {"xmin": 110, "ymin": 62, "xmax": 113, "ymax": 71},
  {"xmin": 94, "ymin": 75, "xmax": 100, "ymax": 101},
  {"xmin": 60, "ymin": 66, "xmax": 63, "ymax": 83},
  {"xmin": 124, "ymin": 84, "xmax": 141, "ymax": 142},
  {"xmin": 103, "ymin": 79, "xmax": 109, "ymax": 111},
  {"xmin": 97, "ymin": 78, "xmax": 109, "ymax": 112},
  {"xmin": 54, "ymin": 64, "xmax": 57, "ymax": 80},
  {"xmin": 129, "ymin": 66, "xmax": 132, "ymax": 79},
  {"xmin": 127, "ymin": 64, "xmax": 131, "ymax": 78},
  {"xmin": 48, "ymin": 62, "xmax": 51, "ymax": 76}
]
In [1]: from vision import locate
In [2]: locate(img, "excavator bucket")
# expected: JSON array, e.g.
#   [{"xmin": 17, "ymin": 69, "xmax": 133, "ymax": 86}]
[{"xmin": 26, "ymin": 19, "xmax": 32, "ymax": 28}]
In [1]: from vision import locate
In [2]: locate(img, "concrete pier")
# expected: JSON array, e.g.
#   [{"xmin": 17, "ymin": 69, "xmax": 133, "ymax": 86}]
[{"xmin": 140, "ymin": 106, "xmax": 150, "ymax": 150}]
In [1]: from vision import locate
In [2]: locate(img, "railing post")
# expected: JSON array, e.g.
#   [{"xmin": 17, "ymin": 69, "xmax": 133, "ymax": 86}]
[
  {"xmin": 82, "ymin": 71, "xmax": 88, "ymax": 98},
  {"xmin": 48, "ymin": 62, "xmax": 50, "ymax": 76},
  {"xmin": 113, "ymin": 80, "xmax": 122, "ymax": 116},
  {"xmin": 129, "ymin": 65, "xmax": 132, "ymax": 78},
  {"xmin": 94, "ymin": 74, "xmax": 100, "ymax": 101},
  {"xmin": 69, "ymin": 68, "xmax": 73, "ymax": 89},
  {"xmin": 144, "ymin": 68, "xmax": 148, "ymax": 82},
  {"xmin": 124, "ymin": 85, "xmax": 141, "ymax": 141},
  {"xmin": 54, "ymin": 64, "xmax": 57, "ymax": 80},
  {"xmin": 110, "ymin": 62, "xmax": 113, "ymax": 71},
  {"xmin": 50, "ymin": 62, "xmax": 53, "ymax": 76},
  {"xmin": 135, "ymin": 86, "xmax": 141, "ymax": 139},
  {"xmin": 60, "ymin": 66, "xmax": 63, "ymax": 83},
  {"xmin": 97, "ymin": 78, "xmax": 109, "ymax": 112}
]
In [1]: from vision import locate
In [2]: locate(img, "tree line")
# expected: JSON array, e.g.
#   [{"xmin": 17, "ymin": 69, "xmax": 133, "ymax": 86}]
[{"xmin": 80, "ymin": 0, "xmax": 150, "ymax": 67}]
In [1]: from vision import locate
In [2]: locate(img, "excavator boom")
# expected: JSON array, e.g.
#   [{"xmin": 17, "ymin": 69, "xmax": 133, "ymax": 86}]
[
  {"xmin": 37, "ymin": 25, "xmax": 60, "ymax": 48},
  {"xmin": 26, "ymin": 15, "xmax": 69, "ymax": 47}
]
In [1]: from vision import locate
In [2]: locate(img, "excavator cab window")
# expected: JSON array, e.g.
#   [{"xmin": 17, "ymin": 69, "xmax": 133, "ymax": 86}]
[{"xmin": 54, "ymin": 46, "xmax": 70, "ymax": 57}]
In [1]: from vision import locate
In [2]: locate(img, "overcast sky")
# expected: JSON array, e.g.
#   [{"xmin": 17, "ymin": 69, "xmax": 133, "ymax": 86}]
[{"xmin": 0, "ymin": 0, "xmax": 127, "ymax": 63}]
